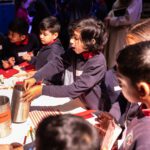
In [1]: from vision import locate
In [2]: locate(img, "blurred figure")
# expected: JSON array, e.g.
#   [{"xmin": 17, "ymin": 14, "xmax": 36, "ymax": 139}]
[
  {"xmin": 104, "ymin": 0, "xmax": 142, "ymax": 68},
  {"xmin": 36, "ymin": 114, "xmax": 101, "ymax": 150}
]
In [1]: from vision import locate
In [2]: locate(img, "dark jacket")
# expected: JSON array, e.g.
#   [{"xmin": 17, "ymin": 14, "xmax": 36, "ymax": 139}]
[
  {"xmin": 30, "ymin": 39, "xmax": 64, "ymax": 70},
  {"xmin": 119, "ymin": 107, "xmax": 150, "ymax": 150},
  {"xmin": 30, "ymin": 39, "xmax": 65, "ymax": 85},
  {"xmin": 34, "ymin": 49, "xmax": 106, "ymax": 110}
]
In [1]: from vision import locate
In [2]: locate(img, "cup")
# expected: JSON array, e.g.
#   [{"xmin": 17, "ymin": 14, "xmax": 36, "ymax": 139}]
[
  {"xmin": 0, "ymin": 96, "xmax": 11, "ymax": 138},
  {"xmin": 11, "ymin": 83, "xmax": 30, "ymax": 123}
]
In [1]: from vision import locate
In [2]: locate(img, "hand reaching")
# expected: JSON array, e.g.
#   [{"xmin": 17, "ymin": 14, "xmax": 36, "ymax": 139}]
[
  {"xmin": 22, "ymin": 85, "xmax": 43, "ymax": 103},
  {"xmin": 24, "ymin": 77, "xmax": 37, "ymax": 90}
]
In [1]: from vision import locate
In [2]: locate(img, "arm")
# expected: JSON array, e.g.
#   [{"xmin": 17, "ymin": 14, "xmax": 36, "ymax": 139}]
[
  {"xmin": 108, "ymin": 0, "xmax": 142, "ymax": 27},
  {"xmin": 42, "ymin": 56, "xmax": 106, "ymax": 97}
]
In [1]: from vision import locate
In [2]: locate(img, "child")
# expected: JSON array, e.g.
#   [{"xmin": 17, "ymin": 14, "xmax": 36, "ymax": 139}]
[
  {"xmin": 23, "ymin": 17, "xmax": 107, "ymax": 110},
  {"xmin": 23, "ymin": 16, "xmax": 65, "ymax": 85},
  {"xmin": 23, "ymin": 16, "xmax": 65, "ymax": 71},
  {"xmin": 102, "ymin": 18, "xmax": 150, "ymax": 120},
  {"xmin": 1, "ymin": 18, "xmax": 40, "ymax": 69},
  {"xmin": 35, "ymin": 114, "xmax": 101, "ymax": 150},
  {"xmin": 116, "ymin": 41, "xmax": 150, "ymax": 149}
]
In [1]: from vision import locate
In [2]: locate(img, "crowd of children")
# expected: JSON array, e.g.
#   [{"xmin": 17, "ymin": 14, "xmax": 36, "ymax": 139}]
[{"xmin": 0, "ymin": 0, "xmax": 150, "ymax": 149}]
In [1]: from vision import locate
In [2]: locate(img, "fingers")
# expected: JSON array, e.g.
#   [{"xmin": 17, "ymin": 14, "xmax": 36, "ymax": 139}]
[{"xmin": 22, "ymin": 90, "xmax": 33, "ymax": 103}]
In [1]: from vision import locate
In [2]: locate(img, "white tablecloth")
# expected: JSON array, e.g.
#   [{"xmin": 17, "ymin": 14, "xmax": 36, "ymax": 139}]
[{"xmin": 0, "ymin": 89, "xmax": 89, "ymax": 145}]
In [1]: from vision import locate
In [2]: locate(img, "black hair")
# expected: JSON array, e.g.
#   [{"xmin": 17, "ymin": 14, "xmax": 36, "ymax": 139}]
[
  {"xmin": 8, "ymin": 18, "xmax": 29, "ymax": 35},
  {"xmin": 69, "ymin": 17, "xmax": 107, "ymax": 52},
  {"xmin": 117, "ymin": 41, "xmax": 150, "ymax": 85},
  {"xmin": 39, "ymin": 16, "xmax": 61, "ymax": 34},
  {"xmin": 36, "ymin": 114, "xmax": 100, "ymax": 150}
]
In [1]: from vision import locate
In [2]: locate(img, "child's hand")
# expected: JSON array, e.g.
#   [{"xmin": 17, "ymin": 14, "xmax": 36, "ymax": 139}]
[
  {"xmin": 24, "ymin": 77, "xmax": 37, "ymax": 90},
  {"xmin": 22, "ymin": 53, "xmax": 32, "ymax": 61},
  {"xmin": 2, "ymin": 60, "xmax": 12, "ymax": 69},
  {"xmin": 22, "ymin": 85, "xmax": 43, "ymax": 102}
]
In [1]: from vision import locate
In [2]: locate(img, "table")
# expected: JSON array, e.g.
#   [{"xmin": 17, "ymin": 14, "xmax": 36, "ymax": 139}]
[{"xmin": 0, "ymin": 89, "xmax": 97, "ymax": 146}]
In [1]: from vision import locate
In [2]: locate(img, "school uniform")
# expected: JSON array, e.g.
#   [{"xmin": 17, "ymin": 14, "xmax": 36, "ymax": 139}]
[
  {"xmin": 2, "ymin": 33, "xmax": 40, "ymax": 65},
  {"xmin": 33, "ymin": 49, "xmax": 107, "ymax": 110},
  {"xmin": 30, "ymin": 39, "xmax": 65, "ymax": 85},
  {"xmin": 119, "ymin": 106, "xmax": 150, "ymax": 150},
  {"xmin": 30, "ymin": 39, "xmax": 64, "ymax": 70}
]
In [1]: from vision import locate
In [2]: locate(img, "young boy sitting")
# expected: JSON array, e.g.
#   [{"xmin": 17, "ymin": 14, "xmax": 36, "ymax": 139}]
[
  {"xmin": 1, "ymin": 18, "xmax": 40, "ymax": 69},
  {"xmin": 22, "ymin": 16, "xmax": 65, "ymax": 84}
]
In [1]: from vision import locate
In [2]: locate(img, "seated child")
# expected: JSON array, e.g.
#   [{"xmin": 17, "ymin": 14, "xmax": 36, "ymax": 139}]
[
  {"xmin": 23, "ymin": 16, "xmax": 65, "ymax": 70},
  {"xmin": 22, "ymin": 17, "xmax": 107, "ymax": 110},
  {"xmin": 116, "ymin": 41, "xmax": 150, "ymax": 149},
  {"xmin": 35, "ymin": 114, "xmax": 101, "ymax": 150},
  {"xmin": 22, "ymin": 16, "xmax": 65, "ymax": 84},
  {"xmin": 1, "ymin": 18, "xmax": 40, "ymax": 69}
]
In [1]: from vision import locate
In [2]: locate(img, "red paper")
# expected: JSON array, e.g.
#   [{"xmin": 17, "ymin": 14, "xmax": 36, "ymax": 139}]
[{"xmin": 0, "ymin": 68, "xmax": 19, "ymax": 78}]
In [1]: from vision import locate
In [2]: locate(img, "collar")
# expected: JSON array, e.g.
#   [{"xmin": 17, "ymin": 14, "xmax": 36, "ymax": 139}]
[
  {"xmin": 43, "ymin": 39, "xmax": 57, "ymax": 46},
  {"xmin": 82, "ymin": 51, "xmax": 95, "ymax": 60},
  {"xmin": 141, "ymin": 104, "xmax": 150, "ymax": 116},
  {"xmin": 15, "ymin": 36, "xmax": 29, "ymax": 46}
]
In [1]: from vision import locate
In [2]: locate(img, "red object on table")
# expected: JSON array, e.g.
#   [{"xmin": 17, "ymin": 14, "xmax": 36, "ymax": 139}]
[
  {"xmin": 74, "ymin": 110, "xmax": 96, "ymax": 119},
  {"xmin": 0, "ymin": 68, "xmax": 19, "ymax": 78},
  {"xmin": 19, "ymin": 61, "xmax": 35, "ymax": 72}
]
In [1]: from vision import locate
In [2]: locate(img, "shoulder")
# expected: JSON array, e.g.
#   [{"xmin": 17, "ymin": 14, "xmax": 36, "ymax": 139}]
[
  {"xmin": 124, "ymin": 117, "xmax": 150, "ymax": 149},
  {"xmin": 87, "ymin": 52, "xmax": 106, "ymax": 67}
]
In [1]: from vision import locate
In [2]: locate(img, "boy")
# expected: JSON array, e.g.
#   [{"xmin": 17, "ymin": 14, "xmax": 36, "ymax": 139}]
[
  {"xmin": 1, "ymin": 18, "xmax": 39, "ymax": 69},
  {"xmin": 22, "ymin": 17, "xmax": 107, "ymax": 110},
  {"xmin": 23, "ymin": 16, "xmax": 65, "ymax": 85},
  {"xmin": 23, "ymin": 16, "xmax": 65, "ymax": 70},
  {"xmin": 116, "ymin": 41, "xmax": 150, "ymax": 149}
]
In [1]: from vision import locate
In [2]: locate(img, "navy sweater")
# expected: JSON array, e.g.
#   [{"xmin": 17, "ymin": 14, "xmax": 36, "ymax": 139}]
[
  {"xmin": 30, "ymin": 39, "xmax": 64, "ymax": 70},
  {"xmin": 34, "ymin": 50, "xmax": 106, "ymax": 110}
]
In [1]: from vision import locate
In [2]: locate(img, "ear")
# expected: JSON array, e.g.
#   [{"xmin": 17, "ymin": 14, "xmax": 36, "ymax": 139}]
[
  {"xmin": 52, "ymin": 32, "xmax": 58, "ymax": 40},
  {"xmin": 91, "ymin": 39, "xmax": 96, "ymax": 45},
  {"xmin": 137, "ymin": 82, "xmax": 150, "ymax": 98}
]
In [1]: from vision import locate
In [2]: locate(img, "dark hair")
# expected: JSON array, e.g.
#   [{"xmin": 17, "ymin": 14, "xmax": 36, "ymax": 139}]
[
  {"xmin": 117, "ymin": 41, "xmax": 150, "ymax": 85},
  {"xmin": 36, "ymin": 114, "xmax": 100, "ymax": 150},
  {"xmin": 69, "ymin": 17, "xmax": 107, "ymax": 52},
  {"xmin": 127, "ymin": 19, "xmax": 150, "ymax": 42},
  {"xmin": 8, "ymin": 18, "xmax": 29, "ymax": 35},
  {"xmin": 39, "ymin": 16, "xmax": 61, "ymax": 34}
]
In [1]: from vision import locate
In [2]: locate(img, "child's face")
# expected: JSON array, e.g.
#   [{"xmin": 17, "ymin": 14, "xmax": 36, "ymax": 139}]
[
  {"xmin": 39, "ymin": 30, "xmax": 58, "ymax": 45},
  {"xmin": 117, "ymin": 72, "xmax": 140, "ymax": 103},
  {"xmin": 8, "ymin": 31, "xmax": 25, "ymax": 43},
  {"xmin": 70, "ymin": 30, "xmax": 87, "ymax": 54}
]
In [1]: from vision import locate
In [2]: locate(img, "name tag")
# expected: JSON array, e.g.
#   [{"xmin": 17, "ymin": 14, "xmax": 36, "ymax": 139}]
[
  {"xmin": 18, "ymin": 51, "xmax": 27, "ymax": 57},
  {"xmin": 76, "ymin": 70, "xmax": 83, "ymax": 76},
  {"xmin": 114, "ymin": 86, "xmax": 121, "ymax": 91}
]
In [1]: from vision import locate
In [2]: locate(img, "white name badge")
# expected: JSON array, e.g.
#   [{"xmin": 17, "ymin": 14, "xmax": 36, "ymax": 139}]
[
  {"xmin": 76, "ymin": 70, "xmax": 83, "ymax": 76},
  {"xmin": 18, "ymin": 51, "xmax": 27, "ymax": 57},
  {"xmin": 114, "ymin": 86, "xmax": 122, "ymax": 91}
]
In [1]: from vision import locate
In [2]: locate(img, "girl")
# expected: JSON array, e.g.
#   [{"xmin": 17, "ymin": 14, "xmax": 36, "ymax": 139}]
[
  {"xmin": 117, "ymin": 41, "xmax": 150, "ymax": 149},
  {"xmin": 22, "ymin": 17, "xmax": 107, "ymax": 110}
]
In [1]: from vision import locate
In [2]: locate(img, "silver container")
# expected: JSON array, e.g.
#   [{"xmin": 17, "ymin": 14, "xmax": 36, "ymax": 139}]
[
  {"xmin": 11, "ymin": 83, "xmax": 30, "ymax": 123},
  {"xmin": 0, "ymin": 96, "xmax": 11, "ymax": 138}
]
